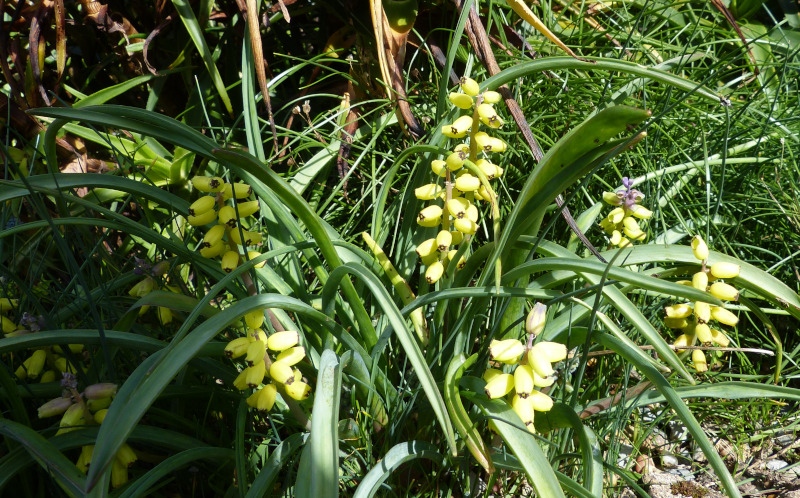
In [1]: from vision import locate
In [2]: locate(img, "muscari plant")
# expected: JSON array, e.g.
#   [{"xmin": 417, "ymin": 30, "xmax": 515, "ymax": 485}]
[{"xmin": 2, "ymin": 11, "xmax": 800, "ymax": 498}]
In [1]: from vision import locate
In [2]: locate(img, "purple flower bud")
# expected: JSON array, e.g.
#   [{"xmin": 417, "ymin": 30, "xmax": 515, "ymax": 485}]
[{"xmin": 61, "ymin": 372, "xmax": 78, "ymax": 391}]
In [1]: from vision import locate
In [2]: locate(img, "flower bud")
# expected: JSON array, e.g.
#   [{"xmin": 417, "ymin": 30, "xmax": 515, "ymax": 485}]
[
  {"xmin": 692, "ymin": 350, "xmax": 708, "ymax": 372},
  {"xmin": 609, "ymin": 230, "xmax": 622, "ymax": 246},
  {"xmin": 442, "ymin": 115, "xmax": 476, "ymax": 138},
  {"xmin": 488, "ymin": 339, "xmax": 524, "ymax": 364},
  {"xmin": 39, "ymin": 370, "xmax": 58, "ymax": 383},
  {"xmin": 512, "ymin": 394, "xmax": 535, "ymax": 432},
  {"xmin": 188, "ymin": 196, "xmax": 216, "ymax": 217},
  {"xmin": 695, "ymin": 323, "xmax": 713, "ymax": 344},
  {"xmin": 692, "ymin": 271, "xmax": 708, "ymax": 291},
  {"xmin": 415, "ymin": 184, "xmax": 444, "ymax": 200},
  {"xmin": 276, "ymin": 346, "xmax": 306, "ymax": 366},
  {"xmin": 663, "ymin": 317, "xmax": 688, "ymax": 329},
  {"xmin": 270, "ymin": 361, "xmax": 294, "ymax": 384},
  {"xmin": 218, "ymin": 206, "xmax": 238, "ymax": 228},
  {"xmin": 665, "ymin": 303, "xmax": 692, "ymax": 319},
  {"xmin": 191, "ymin": 175, "xmax": 224, "ymax": 193},
  {"xmin": 221, "ymin": 251, "xmax": 239, "ymax": 273},
  {"xmin": 233, "ymin": 369, "xmax": 248, "ymax": 390},
  {"xmin": 230, "ymin": 229, "xmax": 262, "ymax": 246},
  {"xmin": 449, "ymin": 92, "xmax": 474, "ymax": 109},
  {"xmin": 431, "ymin": 160, "xmax": 447, "ymax": 177},
  {"xmin": 694, "ymin": 301, "xmax": 711, "ymax": 323},
  {"xmin": 116, "ymin": 443, "xmax": 138, "ymax": 467},
  {"xmin": 514, "ymin": 365, "xmax": 535, "ymax": 397},
  {"xmin": 536, "ymin": 341, "xmax": 568, "ymax": 362},
  {"xmin": 94, "ymin": 409, "xmax": 108, "ymax": 424},
  {"xmin": 425, "ymin": 261, "xmax": 444, "ymax": 284},
  {"xmin": 57, "ymin": 403, "xmax": 88, "ymax": 435},
  {"xmin": 691, "ymin": 236, "xmax": 709, "ymax": 261},
  {"xmin": 482, "ymin": 368, "xmax": 503, "ymax": 382},
  {"xmin": 222, "ymin": 182, "xmax": 253, "ymax": 200},
  {"xmin": 455, "ymin": 174, "xmax": 480, "ymax": 192},
  {"xmin": 84, "ymin": 383, "xmax": 118, "ymax": 400},
  {"xmin": 111, "ymin": 459, "xmax": 128, "ymax": 489},
  {"xmin": 245, "ymin": 340, "xmax": 267, "ymax": 367},
  {"xmin": 602, "ymin": 191, "xmax": 622, "ymax": 206},
  {"xmin": 203, "ymin": 224, "xmax": 226, "ymax": 247},
  {"xmin": 235, "ymin": 200, "xmax": 260, "ymax": 218},
  {"xmin": 188, "ymin": 209, "xmax": 218, "ymax": 226},
  {"xmin": 157, "ymin": 307, "xmax": 173, "ymax": 325},
  {"xmin": 460, "ymin": 77, "xmax": 480, "ymax": 96},
  {"xmin": 247, "ymin": 383, "xmax": 278, "ymax": 411},
  {"xmin": 417, "ymin": 205, "xmax": 443, "ymax": 227},
  {"xmin": 484, "ymin": 372, "xmax": 514, "ymax": 399},
  {"xmin": 710, "ymin": 306, "xmax": 738, "ymax": 326},
  {"xmin": 629, "ymin": 204, "xmax": 653, "ymax": 219},
  {"xmin": 710, "ymin": 262, "xmax": 740, "ymax": 279},
  {"xmin": 0, "ymin": 298, "xmax": 19, "ymax": 311},
  {"xmin": 453, "ymin": 218, "xmax": 477, "ymax": 235},
  {"xmin": 245, "ymin": 361, "xmax": 267, "ymax": 388},
  {"xmin": 76, "ymin": 445, "xmax": 93, "ymax": 474},
  {"xmin": 445, "ymin": 151, "xmax": 467, "ymax": 171},
  {"xmin": 477, "ymin": 103, "xmax": 503, "ymax": 128},
  {"xmin": 673, "ymin": 333, "xmax": 691, "ymax": 353},
  {"xmin": 483, "ymin": 90, "xmax": 501, "ymax": 103},
  {"xmin": 476, "ymin": 159, "xmax": 499, "ymax": 179},
  {"xmin": 525, "ymin": 303, "xmax": 547, "ymax": 337},
  {"xmin": 710, "ymin": 328, "xmax": 730, "ymax": 347},
  {"xmin": 38, "ymin": 397, "xmax": 74, "ymax": 418},
  {"xmin": 446, "ymin": 197, "xmax": 470, "ymax": 219},
  {"xmin": 225, "ymin": 337, "xmax": 252, "ymax": 358},
  {"xmin": 200, "ymin": 239, "xmax": 225, "ymax": 258},
  {"xmin": 446, "ymin": 250, "xmax": 466, "ymax": 270},
  {"xmin": 285, "ymin": 381, "xmax": 312, "ymax": 400},
  {"xmin": 607, "ymin": 207, "xmax": 625, "ymax": 224},
  {"xmin": 529, "ymin": 391, "xmax": 554, "ymax": 412},
  {"xmin": 245, "ymin": 310, "xmax": 265, "ymax": 329},
  {"xmin": 709, "ymin": 282, "xmax": 738, "ymax": 301},
  {"xmin": 436, "ymin": 230, "xmax": 452, "ymax": 252},
  {"xmin": 25, "ymin": 350, "xmax": 47, "ymax": 379},
  {"xmin": 86, "ymin": 397, "xmax": 112, "ymax": 412},
  {"xmin": 416, "ymin": 238, "xmax": 437, "ymax": 258},
  {"xmin": 622, "ymin": 216, "xmax": 645, "ymax": 240},
  {"xmin": 268, "ymin": 331, "xmax": 300, "ymax": 351}
]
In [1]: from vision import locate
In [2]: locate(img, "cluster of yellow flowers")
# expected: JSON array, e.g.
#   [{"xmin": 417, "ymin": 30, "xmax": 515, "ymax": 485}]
[
  {"xmin": 224, "ymin": 309, "xmax": 312, "ymax": 411},
  {"xmin": 483, "ymin": 304, "xmax": 566, "ymax": 432},
  {"xmin": 599, "ymin": 177, "xmax": 653, "ymax": 248},
  {"xmin": 188, "ymin": 176, "xmax": 265, "ymax": 273},
  {"xmin": 38, "ymin": 374, "xmax": 134, "ymax": 488},
  {"xmin": 415, "ymin": 77, "xmax": 505, "ymax": 284},
  {"xmin": 665, "ymin": 236, "xmax": 740, "ymax": 372},
  {"xmin": 127, "ymin": 259, "xmax": 176, "ymax": 325}
]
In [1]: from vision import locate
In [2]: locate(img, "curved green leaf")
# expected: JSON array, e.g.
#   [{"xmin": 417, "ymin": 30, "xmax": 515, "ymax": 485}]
[{"xmin": 352, "ymin": 441, "xmax": 444, "ymax": 498}]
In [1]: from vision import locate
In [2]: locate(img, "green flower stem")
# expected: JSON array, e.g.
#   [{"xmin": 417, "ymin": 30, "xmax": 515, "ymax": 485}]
[{"xmin": 462, "ymin": 159, "xmax": 501, "ymax": 288}]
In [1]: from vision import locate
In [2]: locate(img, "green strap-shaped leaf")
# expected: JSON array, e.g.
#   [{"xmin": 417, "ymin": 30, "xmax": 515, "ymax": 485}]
[
  {"xmin": 245, "ymin": 433, "xmax": 307, "ymax": 498},
  {"xmin": 352, "ymin": 441, "xmax": 444, "ymax": 498}
]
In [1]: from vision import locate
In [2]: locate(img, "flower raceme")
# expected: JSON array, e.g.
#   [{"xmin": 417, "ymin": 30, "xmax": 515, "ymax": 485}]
[
  {"xmin": 664, "ymin": 236, "xmax": 741, "ymax": 372},
  {"xmin": 415, "ymin": 77, "xmax": 505, "ymax": 284},
  {"xmin": 599, "ymin": 177, "xmax": 652, "ymax": 248},
  {"xmin": 483, "ymin": 304, "xmax": 565, "ymax": 433}
]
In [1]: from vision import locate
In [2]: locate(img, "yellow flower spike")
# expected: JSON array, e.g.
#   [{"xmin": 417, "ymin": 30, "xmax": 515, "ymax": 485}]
[
  {"xmin": 484, "ymin": 373, "xmax": 515, "ymax": 399},
  {"xmin": 269, "ymin": 361, "xmax": 294, "ymax": 384},
  {"xmin": 225, "ymin": 337, "xmax": 252, "ymax": 358},
  {"xmin": 188, "ymin": 209, "xmax": 218, "ymax": 226},
  {"xmin": 417, "ymin": 205, "xmax": 443, "ymax": 227},
  {"xmin": 221, "ymin": 251, "xmax": 240, "ymax": 273},
  {"xmin": 514, "ymin": 364, "xmax": 535, "ymax": 397},
  {"xmin": 245, "ymin": 340, "xmax": 267, "ymax": 367},
  {"xmin": 489, "ymin": 339, "xmax": 525, "ymax": 364},
  {"xmin": 695, "ymin": 323, "xmax": 713, "ymax": 344},
  {"xmin": 454, "ymin": 218, "xmax": 477, "ymax": 235},
  {"xmin": 285, "ymin": 380, "xmax": 312, "ymax": 400},
  {"xmin": 446, "ymin": 197, "xmax": 470, "ymax": 219},
  {"xmin": 709, "ymin": 282, "xmax": 739, "ymax": 301},
  {"xmin": 445, "ymin": 250, "xmax": 467, "ymax": 270},
  {"xmin": 236, "ymin": 200, "xmax": 261, "ymax": 218},
  {"xmin": 449, "ymin": 92, "xmax": 474, "ymax": 109},
  {"xmin": 442, "ymin": 115, "xmax": 476, "ymax": 138},
  {"xmin": 244, "ymin": 310, "xmax": 265, "ymax": 329},
  {"xmin": 609, "ymin": 230, "xmax": 622, "ymax": 246},
  {"xmin": 245, "ymin": 361, "xmax": 267, "ymax": 388},
  {"xmin": 128, "ymin": 278, "xmax": 155, "ymax": 299},
  {"xmin": 116, "ymin": 444, "xmax": 138, "ymax": 467},
  {"xmin": 455, "ymin": 174, "xmax": 480, "ymax": 193},
  {"xmin": 415, "ymin": 184, "xmax": 444, "ymax": 200},
  {"xmin": 665, "ymin": 303, "xmax": 693, "ymax": 319},
  {"xmin": 692, "ymin": 271, "xmax": 709, "ymax": 291},
  {"xmin": 267, "ymin": 331, "xmax": 300, "ymax": 351},
  {"xmin": 200, "ymin": 239, "xmax": 226, "ymax": 258},
  {"xmin": 710, "ymin": 306, "xmax": 739, "ymax": 327},
  {"xmin": 57, "ymin": 403, "xmax": 88, "ymax": 435},
  {"xmin": 511, "ymin": 394, "xmax": 535, "ymax": 432},
  {"xmin": 460, "ymin": 76, "xmax": 480, "ymax": 96},
  {"xmin": 218, "ymin": 206, "xmax": 238, "ymax": 228},
  {"xmin": 24, "ymin": 350, "xmax": 47, "ymax": 380},
  {"xmin": 191, "ymin": 175, "xmax": 224, "ymax": 193},
  {"xmin": 93, "ymin": 409, "xmax": 109, "ymax": 424},
  {"xmin": 695, "ymin": 301, "xmax": 712, "ymax": 323},
  {"xmin": 602, "ymin": 191, "xmax": 623, "ymax": 206},
  {"xmin": 710, "ymin": 328, "xmax": 730, "ymax": 347},
  {"xmin": 156, "ymin": 307, "xmax": 172, "ymax": 325},
  {"xmin": 248, "ymin": 383, "xmax": 278, "ymax": 411},
  {"xmin": 222, "ymin": 182, "xmax": 253, "ymax": 200},
  {"xmin": 233, "ymin": 370, "xmax": 249, "ymax": 390},
  {"xmin": 425, "ymin": 261, "xmax": 444, "ymax": 284},
  {"xmin": 478, "ymin": 108, "xmax": 504, "ymax": 129},
  {"xmin": 691, "ymin": 235, "xmax": 709, "ymax": 261},
  {"xmin": 529, "ymin": 391, "xmax": 554, "ymax": 412},
  {"xmin": 525, "ymin": 302, "xmax": 548, "ymax": 337},
  {"xmin": 230, "ymin": 229, "xmax": 263, "ymax": 246},
  {"xmin": 607, "ymin": 207, "xmax": 625, "ymax": 224},
  {"xmin": 39, "ymin": 370, "xmax": 57, "ymax": 383},
  {"xmin": 276, "ymin": 346, "xmax": 306, "ymax": 366},
  {"xmin": 710, "ymin": 262, "xmax": 740, "ymax": 279},
  {"xmin": 629, "ymin": 204, "xmax": 653, "ymax": 219},
  {"xmin": 664, "ymin": 317, "xmax": 689, "ymax": 329},
  {"xmin": 449, "ymin": 230, "xmax": 464, "ymax": 246},
  {"xmin": 431, "ymin": 160, "xmax": 447, "ymax": 177},
  {"xmin": 692, "ymin": 349, "xmax": 708, "ymax": 372},
  {"xmin": 188, "ymin": 196, "xmax": 216, "ymax": 217},
  {"xmin": 527, "ymin": 341, "xmax": 566, "ymax": 378},
  {"xmin": 111, "ymin": 459, "xmax": 128, "ymax": 489},
  {"xmin": 436, "ymin": 230, "xmax": 452, "ymax": 252},
  {"xmin": 416, "ymin": 238, "xmax": 437, "ymax": 259},
  {"xmin": 673, "ymin": 333, "xmax": 691, "ymax": 353},
  {"xmin": 445, "ymin": 151, "xmax": 467, "ymax": 171}
]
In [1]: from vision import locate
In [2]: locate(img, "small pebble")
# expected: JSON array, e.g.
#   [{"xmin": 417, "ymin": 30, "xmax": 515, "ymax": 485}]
[
  {"xmin": 693, "ymin": 448, "xmax": 708, "ymax": 463},
  {"xmin": 661, "ymin": 454, "xmax": 679, "ymax": 469},
  {"xmin": 775, "ymin": 434, "xmax": 794, "ymax": 447},
  {"xmin": 766, "ymin": 459, "xmax": 788, "ymax": 471}
]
